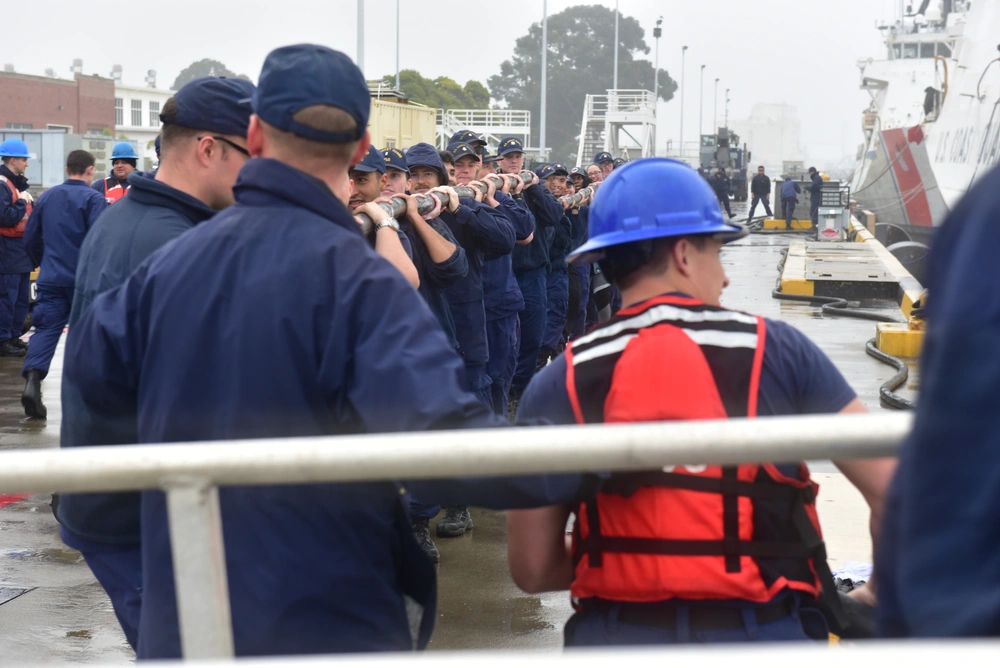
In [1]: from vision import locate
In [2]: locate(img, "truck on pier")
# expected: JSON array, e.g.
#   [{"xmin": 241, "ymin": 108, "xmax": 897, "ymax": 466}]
[{"xmin": 699, "ymin": 127, "xmax": 750, "ymax": 201}]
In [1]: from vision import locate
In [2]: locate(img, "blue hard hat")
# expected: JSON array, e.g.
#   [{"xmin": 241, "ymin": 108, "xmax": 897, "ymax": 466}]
[
  {"xmin": 567, "ymin": 158, "xmax": 747, "ymax": 265},
  {"xmin": 111, "ymin": 142, "xmax": 139, "ymax": 160},
  {"xmin": 0, "ymin": 139, "xmax": 31, "ymax": 159}
]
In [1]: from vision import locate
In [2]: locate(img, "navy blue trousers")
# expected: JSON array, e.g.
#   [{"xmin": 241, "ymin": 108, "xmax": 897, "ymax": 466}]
[
  {"xmin": 64, "ymin": 527, "xmax": 143, "ymax": 651},
  {"xmin": 782, "ymin": 198, "xmax": 797, "ymax": 226},
  {"xmin": 512, "ymin": 266, "xmax": 547, "ymax": 392},
  {"xmin": 565, "ymin": 599, "xmax": 820, "ymax": 647},
  {"xmin": 0, "ymin": 272, "xmax": 30, "ymax": 340},
  {"xmin": 748, "ymin": 194, "xmax": 773, "ymax": 219},
  {"xmin": 486, "ymin": 314, "xmax": 519, "ymax": 417},
  {"xmin": 811, "ymin": 198, "xmax": 820, "ymax": 226},
  {"xmin": 571, "ymin": 265, "xmax": 591, "ymax": 339},
  {"xmin": 23, "ymin": 284, "xmax": 72, "ymax": 378},
  {"xmin": 542, "ymin": 268, "xmax": 569, "ymax": 351}
]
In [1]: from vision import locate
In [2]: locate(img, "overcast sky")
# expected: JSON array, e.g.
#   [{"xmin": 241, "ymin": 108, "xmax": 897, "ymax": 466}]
[{"xmin": 18, "ymin": 0, "xmax": 906, "ymax": 162}]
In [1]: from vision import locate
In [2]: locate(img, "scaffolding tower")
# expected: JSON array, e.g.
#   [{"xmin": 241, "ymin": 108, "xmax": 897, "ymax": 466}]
[{"xmin": 576, "ymin": 89, "xmax": 656, "ymax": 167}]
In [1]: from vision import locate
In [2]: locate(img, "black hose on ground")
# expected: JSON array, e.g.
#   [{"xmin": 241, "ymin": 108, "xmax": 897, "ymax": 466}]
[
  {"xmin": 865, "ymin": 338, "xmax": 915, "ymax": 410},
  {"xmin": 773, "ymin": 249, "xmax": 915, "ymax": 410}
]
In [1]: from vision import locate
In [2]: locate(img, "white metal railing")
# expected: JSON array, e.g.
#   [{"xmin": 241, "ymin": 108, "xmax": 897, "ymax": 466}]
[
  {"xmin": 0, "ymin": 413, "xmax": 912, "ymax": 660},
  {"xmin": 607, "ymin": 89, "xmax": 656, "ymax": 114}
]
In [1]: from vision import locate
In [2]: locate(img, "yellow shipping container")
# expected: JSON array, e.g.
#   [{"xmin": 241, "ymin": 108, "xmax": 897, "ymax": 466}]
[{"xmin": 367, "ymin": 99, "xmax": 437, "ymax": 151}]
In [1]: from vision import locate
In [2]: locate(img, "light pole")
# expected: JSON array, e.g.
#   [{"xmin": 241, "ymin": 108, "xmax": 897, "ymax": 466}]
[
  {"xmin": 699, "ymin": 65, "xmax": 705, "ymax": 141},
  {"xmin": 653, "ymin": 17, "xmax": 662, "ymax": 102},
  {"xmin": 540, "ymin": 0, "xmax": 548, "ymax": 159},
  {"xmin": 613, "ymin": 0, "xmax": 620, "ymax": 89},
  {"xmin": 725, "ymin": 88, "xmax": 731, "ymax": 128},
  {"xmin": 356, "ymin": 0, "xmax": 364, "ymax": 73},
  {"xmin": 714, "ymin": 78, "xmax": 720, "ymax": 132},
  {"xmin": 680, "ymin": 46, "xmax": 688, "ymax": 156},
  {"xmin": 394, "ymin": 0, "xmax": 400, "ymax": 89}
]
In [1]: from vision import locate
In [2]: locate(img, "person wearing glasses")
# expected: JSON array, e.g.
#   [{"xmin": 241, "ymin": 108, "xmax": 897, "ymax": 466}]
[{"xmin": 54, "ymin": 75, "xmax": 255, "ymax": 651}]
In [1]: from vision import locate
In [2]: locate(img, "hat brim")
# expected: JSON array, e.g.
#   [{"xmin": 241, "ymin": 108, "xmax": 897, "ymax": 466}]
[
  {"xmin": 351, "ymin": 164, "xmax": 384, "ymax": 174},
  {"xmin": 567, "ymin": 222, "xmax": 748, "ymax": 264},
  {"xmin": 498, "ymin": 147, "xmax": 524, "ymax": 156}
]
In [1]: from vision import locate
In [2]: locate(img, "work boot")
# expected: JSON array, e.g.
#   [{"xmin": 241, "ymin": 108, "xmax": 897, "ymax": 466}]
[
  {"xmin": 21, "ymin": 368, "xmax": 46, "ymax": 419},
  {"xmin": 12, "ymin": 337, "xmax": 27, "ymax": 350},
  {"xmin": 729, "ymin": 212, "xmax": 737, "ymax": 219},
  {"xmin": 0, "ymin": 338, "xmax": 26, "ymax": 357},
  {"xmin": 436, "ymin": 506, "xmax": 474, "ymax": 538},
  {"xmin": 411, "ymin": 517, "xmax": 440, "ymax": 563}
]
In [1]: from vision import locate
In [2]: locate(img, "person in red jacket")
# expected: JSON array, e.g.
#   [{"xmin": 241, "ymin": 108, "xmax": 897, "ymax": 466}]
[{"xmin": 507, "ymin": 158, "xmax": 896, "ymax": 646}]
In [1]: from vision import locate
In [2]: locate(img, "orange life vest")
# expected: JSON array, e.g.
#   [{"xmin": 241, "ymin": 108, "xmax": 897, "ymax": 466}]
[
  {"xmin": 0, "ymin": 175, "xmax": 30, "ymax": 238},
  {"xmin": 100, "ymin": 176, "xmax": 129, "ymax": 204},
  {"xmin": 565, "ymin": 294, "xmax": 834, "ymax": 607}
]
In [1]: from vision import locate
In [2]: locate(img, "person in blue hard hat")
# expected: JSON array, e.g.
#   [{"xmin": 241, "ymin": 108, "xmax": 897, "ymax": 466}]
[
  {"xmin": 594, "ymin": 151, "xmax": 615, "ymax": 178},
  {"xmin": 536, "ymin": 162, "xmax": 574, "ymax": 367},
  {"xmin": 875, "ymin": 162, "xmax": 1000, "ymax": 637},
  {"xmin": 347, "ymin": 145, "xmax": 419, "ymax": 288},
  {"xmin": 61, "ymin": 44, "xmax": 573, "ymax": 658},
  {"xmin": 0, "ymin": 138, "xmax": 35, "ymax": 357},
  {"xmin": 20, "ymin": 150, "xmax": 107, "ymax": 419},
  {"xmin": 496, "ymin": 136, "xmax": 563, "ymax": 410},
  {"xmin": 56, "ymin": 75, "xmax": 255, "ymax": 651},
  {"xmin": 93, "ymin": 142, "xmax": 140, "ymax": 204},
  {"xmin": 505, "ymin": 157, "xmax": 896, "ymax": 647}
]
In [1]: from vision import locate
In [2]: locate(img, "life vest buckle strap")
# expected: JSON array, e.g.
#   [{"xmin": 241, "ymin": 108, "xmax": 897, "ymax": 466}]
[{"xmin": 597, "ymin": 536, "xmax": 815, "ymax": 559}]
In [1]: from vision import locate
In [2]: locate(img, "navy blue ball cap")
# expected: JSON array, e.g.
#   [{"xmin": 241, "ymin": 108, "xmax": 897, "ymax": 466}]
[
  {"xmin": 447, "ymin": 142, "xmax": 479, "ymax": 161},
  {"xmin": 381, "ymin": 147, "xmax": 410, "ymax": 174},
  {"xmin": 481, "ymin": 149, "xmax": 500, "ymax": 164},
  {"xmin": 161, "ymin": 76, "xmax": 255, "ymax": 137},
  {"xmin": 498, "ymin": 136, "xmax": 524, "ymax": 156},
  {"xmin": 253, "ymin": 44, "xmax": 370, "ymax": 144},
  {"xmin": 351, "ymin": 145, "xmax": 386, "ymax": 174},
  {"xmin": 405, "ymin": 143, "xmax": 449, "ymax": 182},
  {"xmin": 450, "ymin": 129, "xmax": 485, "ymax": 146},
  {"xmin": 594, "ymin": 151, "xmax": 614, "ymax": 163},
  {"xmin": 548, "ymin": 162, "xmax": 569, "ymax": 176}
]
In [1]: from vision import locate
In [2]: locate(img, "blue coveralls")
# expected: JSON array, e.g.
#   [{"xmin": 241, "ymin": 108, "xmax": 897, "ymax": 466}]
[
  {"xmin": 0, "ymin": 165, "xmax": 32, "ymax": 341},
  {"xmin": 440, "ymin": 198, "xmax": 515, "ymax": 409},
  {"xmin": 400, "ymin": 218, "xmax": 468, "ymax": 351},
  {"xmin": 712, "ymin": 174, "xmax": 733, "ymax": 216},
  {"xmin": 61, "ymin": 158, "xmax": 578, "ymax": 658},
  {"xmin": 876, "ymin": 162, "xmax": 1000, "ymax": 637},
  {"xmin": 567, "ymin": 205, "xmax": 590, "ymax": 339},
  {"xmin": 484, "ymin": 192, "xmax": 534, "ymax": 416},
  {"xmin": 22, "ymin": 179, "xmax": 107, "ymax": 377},
  {"xmin": 780, "ymin": 180, "xmax": 802, "ymax": 227},
  {"xmin": 541, "ymin": 213, "xmax": 573, "ymax": 353},
  {"xmin": 808, "ymin": 173, "xmax": 823, "ymax": 226},
  {"xmin": 57, "ymin": 171, "xmax": 218, "ymax": 649},
  {"xmin": 511, "ymin": 184, "xmax": 564, "ymax": 394}
]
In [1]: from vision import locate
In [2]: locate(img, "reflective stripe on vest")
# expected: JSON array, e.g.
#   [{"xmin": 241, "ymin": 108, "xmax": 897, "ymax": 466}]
[
  {"xmin": 102, "ymin": 177, "xmax": 128, "ymax": 204},
  {"xmin": 565, "ymin": 294, "xmax": 830, "ymax": 606},
  {"xmin": 0, "ymin": 176, "xmax": 30, "ymax": 238}
]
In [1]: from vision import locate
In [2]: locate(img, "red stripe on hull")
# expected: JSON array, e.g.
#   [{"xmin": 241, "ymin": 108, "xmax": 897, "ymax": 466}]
[{"xmin": 884, "ymin": 128, "xmax": 934, "ymax": 227}]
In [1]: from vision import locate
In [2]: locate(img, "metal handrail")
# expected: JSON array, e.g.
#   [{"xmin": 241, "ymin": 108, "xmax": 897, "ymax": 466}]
[{"xmin": 3, "ymin": 413, "xmax": 911, "ymax": 659}]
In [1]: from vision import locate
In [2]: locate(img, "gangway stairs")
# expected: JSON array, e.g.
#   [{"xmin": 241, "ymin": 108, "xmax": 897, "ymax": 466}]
[{"xmin": 576, "ymin": 89, "xmax": 656, "ymax": 167}]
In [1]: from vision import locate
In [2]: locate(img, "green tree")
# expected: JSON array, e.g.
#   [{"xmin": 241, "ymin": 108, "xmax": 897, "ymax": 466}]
[
  {"xmin": 172, "ymin": 59, "xmax": 251, "ymax": 91},
  {"xmin": 382, "ymin": 70, "xmax": 491, "ymax": 109},
  {"xmin": 488, "ymin": 4, "xmax": 677, "ymax": 162}
]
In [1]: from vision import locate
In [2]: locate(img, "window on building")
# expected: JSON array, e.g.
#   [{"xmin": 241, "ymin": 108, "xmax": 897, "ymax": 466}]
[
  {"xmin": 131, "ymin": 100, "xmax": 142, "ymax": 127},
  {"xmin": 149, "ymin": 101, "xmax": 161, "ymax": 127},
  {"xmin": 921, "ymin": 43, "xmax": 936, "ymax": 59},
  {"xmin": 384, "ymin": 138, "xmax": 396, "ymax": 148},
  {"xmin": 5, "ymin": 123, "xmax": 33, "ymax": 129},
  {"xmin": 903, "ymin": 43, "xmax": 919, "ymax": 59},
  {"xmin": 47, "ymin": 124, "xmax": 72, "ymax": 133},
  {"xmin": 115, "ymin": 98, "xmax": 123, "ymax": 125}
]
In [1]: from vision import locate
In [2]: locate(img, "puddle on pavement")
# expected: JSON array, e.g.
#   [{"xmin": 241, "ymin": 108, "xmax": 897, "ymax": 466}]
[
  {"xmin": 509, "ymin": 597, "xmax": 555, "ymax": 635},
  {"xmin": 1, "ymin": 546, "xmax": 83, "ymax": 565},
  {"xmin": 66, "ymin": 629, "xmax": 93, "ymax": 639}
]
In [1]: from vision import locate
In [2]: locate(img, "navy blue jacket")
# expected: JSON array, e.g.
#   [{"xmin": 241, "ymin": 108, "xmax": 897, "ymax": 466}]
[
  {"xmin": 780, "ymin": 180, "xmax": 802, "ymax": 200},
  {"xmin": 876, "ymin": 163, "xmax": 1000, "ymax": 637},
  {"xmin": 546, "ymin": 213, "xmax": 574, "ymax": 273},
  {"xmin": 61, "ymin": 158, "xmax": 574, "ymax": 658},
  {"xmin": 57, "ymin": 172, "xmax": 217, "ymax": 549},
  {"xmin": 484, "ymin": 192, "xmax": 533, "ymax": 320},
  {"xmin": 711, "ymin": 173, "xmax": 730, "ymax": 198},
  {"xmin": 401, "ymin": 217, "xmax": 467, "ymax": 348},
  {"xmin": 809, "ymin": 173, "xmax": 824, "ymax": 202},
  {"xmin": 440, "ymin": 198, "xmax": 515, "ymax": 365},
  {"xmin": 69, "ymin": 171, "xmax": 217, "ymax": 327},
  {"xmin": 512, "ymin": 184, "xmax": 563, "ymax": 273},
  {"xmin": 0, "ymin": 165, "xmax": 32, "ymax": 274},
  {"xmin": 24, "ymin": 179, "xmax": 107, "ymax": 287}
]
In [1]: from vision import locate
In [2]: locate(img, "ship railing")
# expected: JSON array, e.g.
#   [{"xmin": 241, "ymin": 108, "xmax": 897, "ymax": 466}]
[{"xmin": 0, "ymin": 412, "xmax": 912, "ymax": 660}]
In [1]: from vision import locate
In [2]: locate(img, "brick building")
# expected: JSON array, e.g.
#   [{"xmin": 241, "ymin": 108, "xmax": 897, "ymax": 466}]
[{"xmin": 0, "ymin": 72, "xmax": 115, "ymax": 135}]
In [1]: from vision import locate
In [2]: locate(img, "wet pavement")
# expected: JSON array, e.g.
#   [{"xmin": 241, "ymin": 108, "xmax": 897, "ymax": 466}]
[{"xmin": 0, "ymin": 201, "xmax": 917, "ymax": 662}]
